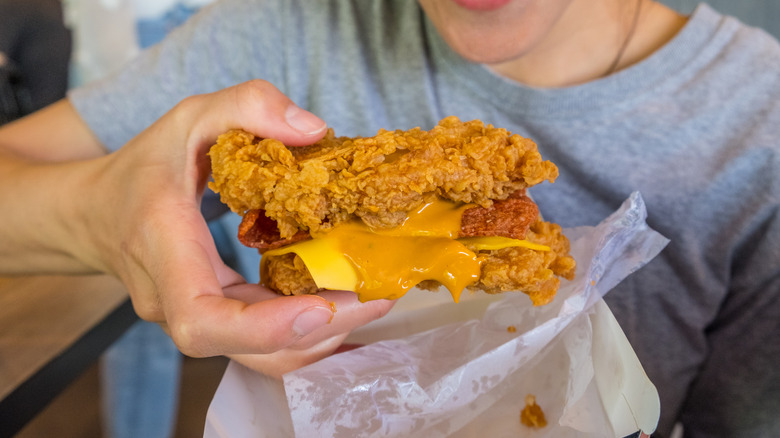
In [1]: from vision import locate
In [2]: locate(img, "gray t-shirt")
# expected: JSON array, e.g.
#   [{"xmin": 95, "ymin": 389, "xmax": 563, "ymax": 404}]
[{"xmin": 69, "ymin": 1, "xmax": 780, "ymax": 436}]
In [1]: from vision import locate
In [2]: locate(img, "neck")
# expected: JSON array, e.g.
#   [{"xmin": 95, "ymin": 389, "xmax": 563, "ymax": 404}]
[{"xmin": 487, "ymin": 0, "xmax": 687, "ymax": 87}]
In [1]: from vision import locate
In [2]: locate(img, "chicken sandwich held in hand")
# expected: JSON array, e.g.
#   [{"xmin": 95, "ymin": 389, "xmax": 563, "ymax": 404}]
[{"xmin": 209, "ymin": 116, "xmax": 575, "ymax": 305}]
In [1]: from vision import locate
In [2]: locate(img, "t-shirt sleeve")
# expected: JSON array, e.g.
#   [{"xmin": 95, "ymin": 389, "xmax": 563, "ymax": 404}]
[{"xmin": 68, "ymin": 0, "xmax": 285, "ymax": 151}]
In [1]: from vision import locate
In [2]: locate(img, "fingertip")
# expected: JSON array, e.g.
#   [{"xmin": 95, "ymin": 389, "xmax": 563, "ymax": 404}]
[
  {"xmin": 292, "ymin": 306, "xmax": 335, "ymax": 338},
  {"xmin": 225, "ymin": 80, "xmax": 327, "ymax": 146},
  {"xmin": 284, "ymin": 105, "xmax": 327, "ymax": 138}
]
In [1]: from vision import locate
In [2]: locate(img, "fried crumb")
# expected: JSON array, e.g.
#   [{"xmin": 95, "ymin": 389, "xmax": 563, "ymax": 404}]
[
  {"xmin": 520, "ymin": 394, "xmax": 547, "ymax": 428},
  {"xmin": 507, "ymin": 325, "xmax": 517, "ymax": 333}
]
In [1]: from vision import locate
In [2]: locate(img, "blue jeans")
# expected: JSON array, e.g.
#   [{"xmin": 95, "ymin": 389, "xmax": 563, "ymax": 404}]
[{"xmin": 100, "ymin": 321, "xmax": 182, "ymax": 438}]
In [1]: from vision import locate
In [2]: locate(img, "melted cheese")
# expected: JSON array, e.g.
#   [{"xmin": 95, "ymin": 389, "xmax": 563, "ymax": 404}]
[
  {"xmin": 458, "ymin": 236, "xmax": 551, "ymax": 252},
  {"xmin": 375, "ymin": 200, "xmax": 473, "ymax": 238},
  {"xmin": 262, "ymin": 199, "xmax": 550, "ymax": 303}
]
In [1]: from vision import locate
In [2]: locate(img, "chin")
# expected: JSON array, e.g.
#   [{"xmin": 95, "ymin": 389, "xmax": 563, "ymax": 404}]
[
  {"xmin": 445, "ymin": 33, "xmax": 530, "ymax": 65},
  {"xmin": 420, "ymin": 0, "xmax": 572, "ymax": 65}
]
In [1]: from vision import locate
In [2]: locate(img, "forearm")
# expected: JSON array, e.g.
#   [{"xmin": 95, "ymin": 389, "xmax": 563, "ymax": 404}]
[
  {"xmin": 0, "ymin": 100, "xmax": 112, "ymax": 274},
  {"xmin": 0, "ymin": 151, "xmax": 103, "ymax": 275}
]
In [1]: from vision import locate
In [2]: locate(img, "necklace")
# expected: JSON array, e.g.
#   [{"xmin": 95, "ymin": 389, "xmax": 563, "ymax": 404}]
[{"xmin": 605, "ymin": 0, "xmax": 643, "ymax": 76}]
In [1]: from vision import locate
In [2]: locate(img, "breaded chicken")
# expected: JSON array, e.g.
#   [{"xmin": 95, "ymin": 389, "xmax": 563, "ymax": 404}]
[
  {"xmin": 209, "ymin": 116, "xmax": 575, "ymax": 305},
  {"xmin": 209, "ymin": 116, "xmax": 559, "ymax": 238}
]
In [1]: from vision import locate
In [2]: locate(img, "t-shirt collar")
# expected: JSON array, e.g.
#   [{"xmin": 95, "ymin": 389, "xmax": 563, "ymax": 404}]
[{"xmin": 424, "ymin": 3, "xmax": 726, "ymax": 119}]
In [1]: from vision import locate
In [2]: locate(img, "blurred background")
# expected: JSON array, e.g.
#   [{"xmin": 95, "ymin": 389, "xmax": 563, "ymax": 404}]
[{"xmin": 2, "ymin": 0, "xmax": 777, "ymax": 437}]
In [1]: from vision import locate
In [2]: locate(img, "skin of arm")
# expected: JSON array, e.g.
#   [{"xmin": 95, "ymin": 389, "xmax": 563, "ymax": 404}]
[
  {"xmin": 0, "ymin": 100, "xmax": 106, "ymax": 274},
  {"xmin": 0, "ymin": 80, "xmax": 394, "ymax": 375}
]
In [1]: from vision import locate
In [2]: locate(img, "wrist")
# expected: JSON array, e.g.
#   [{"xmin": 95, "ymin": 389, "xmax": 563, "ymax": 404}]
[{"xmin": 57, "ymin": 155, "xmax": 118, "ymax": 275}]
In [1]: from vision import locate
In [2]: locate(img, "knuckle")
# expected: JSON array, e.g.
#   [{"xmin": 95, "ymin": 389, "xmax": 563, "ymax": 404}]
[
  {"xmin": 170, "ymin": 95, "xmax": 198, "ymax": 121},
  {"xmin": 168, "ymin": 318, "xmax": 215, "ymax": 357},
  {"xmin": 176, "ymin": 92, "xmax": 205, "ymax": 112},
  {"xmin": 168, "ymin": 317, "xmax": 206, "ymax": 357},
  {"xmin": 241, "ymin": 78, "xmax": 273, "ymax": 94},
  {"xmin": 126, "ymin": 285, "xmax": 164, "ymax": 322},
  {"xmin": 169, "ymin": 92, "xmax": 209, "ymax": 131},
  {"xmin": 132, "ymin": 301, "xmax": 161, "ymax": 322},
  {"xmin": 234, "ymin": 79, "xmax": 285, "ymax": 114}
]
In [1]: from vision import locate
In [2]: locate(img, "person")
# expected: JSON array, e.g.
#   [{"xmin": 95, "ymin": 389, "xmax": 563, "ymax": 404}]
[
  {"xmin": 0, "ymin": 0, "xmax": 70, "ymax": 124},
  {"xmin": 0, "ymin": 0, "xmax": 777, "ymax": 437}
]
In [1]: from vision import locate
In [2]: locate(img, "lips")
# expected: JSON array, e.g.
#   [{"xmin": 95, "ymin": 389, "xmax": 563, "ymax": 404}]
[{"xmin": 451, "ymin": 0, "xmax": 512, "ymax": 11}]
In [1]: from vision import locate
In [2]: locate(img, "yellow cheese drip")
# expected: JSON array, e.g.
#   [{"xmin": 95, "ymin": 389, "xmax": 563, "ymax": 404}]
[
  {"xmin": 373, "ymin": 200, "xmax": 473, "ymax": 238},
  {"xmin": 326, "ymin": 222, "xmax": 481, "ymax": 302}
]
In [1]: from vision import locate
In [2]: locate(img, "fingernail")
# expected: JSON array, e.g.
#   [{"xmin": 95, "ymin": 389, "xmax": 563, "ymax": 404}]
[
  {"xmin": 285, "ymin": 105, "xmax": 326, "ymax": 135},
  {"xmin": 293, "ymin": 306, "xmax": 333, "ymax": 337}
]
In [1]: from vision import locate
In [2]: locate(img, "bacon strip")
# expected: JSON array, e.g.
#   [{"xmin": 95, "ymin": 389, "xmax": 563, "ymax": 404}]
[
  {"xmin": 238, "ymin": 194, "xmax": 540, "ymax": 252},
  {"xmin": 238, "ymin": 210, "xmax": 310, "ymax": 251},
  {"xmin": 460, "ymin": 194, "xmax": 539, "ymax": 240}
]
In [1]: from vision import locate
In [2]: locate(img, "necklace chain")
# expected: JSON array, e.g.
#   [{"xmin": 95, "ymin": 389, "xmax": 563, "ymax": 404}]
[{"xmin": 605, "ymin": 0, "xmax": 643, "ymax": 76}]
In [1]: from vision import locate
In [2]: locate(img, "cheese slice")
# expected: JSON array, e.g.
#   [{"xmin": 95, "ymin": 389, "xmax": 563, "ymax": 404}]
[
  {"xmin": 458, "ymin": 236, "xmax": 551, "ymax": 252},
  {"xmin": 262, "ymin": 236, "xmax": 359, "ymax": 292},
  {"xmin": 261, "ymin": 199, "xmax": 550, "ymax": 303}
]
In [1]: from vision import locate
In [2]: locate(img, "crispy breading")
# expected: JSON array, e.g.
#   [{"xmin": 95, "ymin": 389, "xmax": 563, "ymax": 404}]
[
  {"xmin": 468, "ymin": 218, "xmax": 576, "ymax": 306},
  {"xmin": 209, "ymin": 116, "xmax": 575, "ymax": 304},
  {"xmin": 209, "ymin": 116, "xmax": 558, "ymax": 239},
  {"xmin": 262, "ymin": 253, "xmax": 319, "ymax": 297}
]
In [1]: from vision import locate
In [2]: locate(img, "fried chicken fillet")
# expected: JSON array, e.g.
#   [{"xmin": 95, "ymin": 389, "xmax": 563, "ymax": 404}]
[{"xmin": 209, "ymin": 116, "xmax": 575, "ymax": 305}]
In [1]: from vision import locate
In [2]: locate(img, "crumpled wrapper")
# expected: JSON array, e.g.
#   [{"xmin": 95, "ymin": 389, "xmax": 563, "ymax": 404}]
[{"xmin": 204, "ymin": 192, "xmax": 668, "ymax": 438}]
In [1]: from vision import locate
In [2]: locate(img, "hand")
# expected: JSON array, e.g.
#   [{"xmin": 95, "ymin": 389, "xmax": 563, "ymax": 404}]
[
  {"xmin": 65, "ymin": 80, "xmax": 393, "ymax": 361},
  {"xmin": 226, "ymin": 290, "xmax": 392, "ymax": 379}
]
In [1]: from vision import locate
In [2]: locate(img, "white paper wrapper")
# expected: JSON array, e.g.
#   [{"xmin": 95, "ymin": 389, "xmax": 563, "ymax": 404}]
[{"xmin": 204, "ymin": 192, "xmax": 668, "ymax": 438}]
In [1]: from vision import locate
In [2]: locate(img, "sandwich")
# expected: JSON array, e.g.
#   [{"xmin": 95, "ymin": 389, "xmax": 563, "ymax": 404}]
[{"xmin": 208, "ymin": 116, "xmax": 575, "ymax": 305}]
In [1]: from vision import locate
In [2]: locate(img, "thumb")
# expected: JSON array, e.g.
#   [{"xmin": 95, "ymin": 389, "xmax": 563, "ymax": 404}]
[
  {"xmin": 191, "ymin": 79, "xmax": 328, "ymax": 147},
  {"xmin": 152, "ymin": 213, "xmax": 336, "ymax": 357}
]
